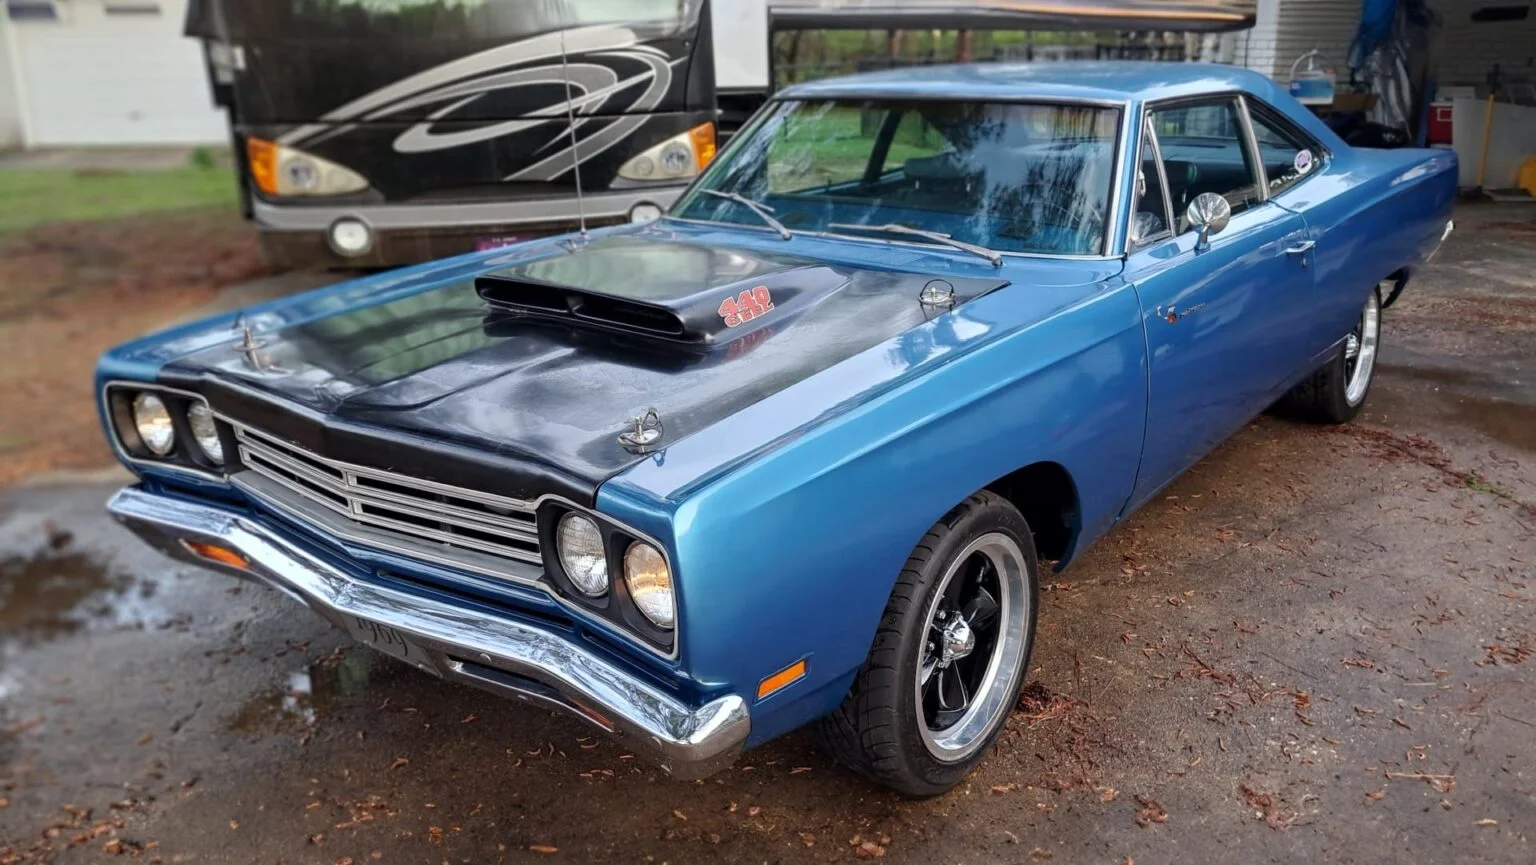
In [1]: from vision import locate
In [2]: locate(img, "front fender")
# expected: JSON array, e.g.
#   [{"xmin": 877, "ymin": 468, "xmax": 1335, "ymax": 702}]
[{"xmin": 601, "ymin": 281, "xmax": 1147, "ymax": 744}]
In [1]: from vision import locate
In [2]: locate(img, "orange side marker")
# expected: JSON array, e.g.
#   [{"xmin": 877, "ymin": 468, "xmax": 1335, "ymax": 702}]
[{"xmin": 757, "ymin": 659, "xmax": 808, "ymax": 700}]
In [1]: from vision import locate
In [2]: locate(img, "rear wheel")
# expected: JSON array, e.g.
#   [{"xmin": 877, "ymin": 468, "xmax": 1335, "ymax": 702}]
[
  {"xmin": 816, "ymin": 491, "xmax": 1038, "ymax": 797},
  {"xmin": 1282, "ymin": 285, "xmax": 1382, "ymax": 424}
]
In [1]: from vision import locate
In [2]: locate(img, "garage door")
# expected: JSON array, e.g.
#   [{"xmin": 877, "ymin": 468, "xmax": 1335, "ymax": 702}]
[{"xmin": 11, "ymin": 0, "xmax": 226, "ymax": 146}]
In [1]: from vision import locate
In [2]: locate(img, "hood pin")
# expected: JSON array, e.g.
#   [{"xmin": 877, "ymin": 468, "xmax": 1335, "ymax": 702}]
[{"xmin": 618, "ymin": 408, "xmax": 665, "ymax": 453}]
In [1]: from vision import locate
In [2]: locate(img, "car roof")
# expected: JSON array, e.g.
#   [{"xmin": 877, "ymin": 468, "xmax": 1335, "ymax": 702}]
[{"xmin": 778, "ymin": 61, "xmax": 1283, "ymax": 106}]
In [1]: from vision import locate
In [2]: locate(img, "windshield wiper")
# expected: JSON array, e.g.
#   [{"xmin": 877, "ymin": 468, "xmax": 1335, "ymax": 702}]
[
  {"xmin": 828, "ymin": 222, "xmax": 1003, "ymax": 267},
  {"xmin": 698, "ymin": 189, "xmax": 791, "ymax": 240}
]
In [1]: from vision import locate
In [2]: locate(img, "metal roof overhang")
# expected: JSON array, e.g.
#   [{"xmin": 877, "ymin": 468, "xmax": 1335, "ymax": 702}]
[{"xmin": 768, "ymin": 0, "xmax": 1257, "ymax": 33}]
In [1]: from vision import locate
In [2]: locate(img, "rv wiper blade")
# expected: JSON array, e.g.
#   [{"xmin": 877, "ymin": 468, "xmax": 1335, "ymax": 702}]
[
  {"xmin": 828, "ymin": 222, "xmax": 1003, "ymax": 267},
  {"xmin": 699, "ymin": 189, "xmax": 792, "ymax": 240}
]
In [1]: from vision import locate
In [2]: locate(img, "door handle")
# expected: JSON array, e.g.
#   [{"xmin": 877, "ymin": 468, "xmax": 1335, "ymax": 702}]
[{"xmin": 1284, "ymin": 240, "xmax": 1316, "ymax": 255}]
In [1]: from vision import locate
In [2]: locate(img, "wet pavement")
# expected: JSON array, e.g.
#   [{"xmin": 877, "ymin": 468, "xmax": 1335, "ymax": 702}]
[{"xmin": 2, "ymin": 204, "xmax": 1534, "ymax": 863}]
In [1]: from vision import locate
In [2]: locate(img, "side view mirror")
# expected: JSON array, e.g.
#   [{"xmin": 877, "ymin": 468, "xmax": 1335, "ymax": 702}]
[{"xmin": 1186, "ymin": 192, "xmax": 1232, "ymax": 248}]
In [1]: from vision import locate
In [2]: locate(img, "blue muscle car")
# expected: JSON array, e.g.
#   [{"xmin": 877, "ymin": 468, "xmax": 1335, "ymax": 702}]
[{"xmin": 98, "ymin": 63, "xmax": 1456, "ymax": 795}]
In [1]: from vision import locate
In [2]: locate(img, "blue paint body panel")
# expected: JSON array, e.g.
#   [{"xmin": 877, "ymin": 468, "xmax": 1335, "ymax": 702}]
[{"xmin": 96, "ymin": 63, "xmax": 1457, "ymax": 752}]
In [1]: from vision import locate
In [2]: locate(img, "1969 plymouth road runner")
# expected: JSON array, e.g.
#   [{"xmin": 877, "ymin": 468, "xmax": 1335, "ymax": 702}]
[{"xmin": 98, "ymin": 64, "xmax": 1455, "ymax": 795}]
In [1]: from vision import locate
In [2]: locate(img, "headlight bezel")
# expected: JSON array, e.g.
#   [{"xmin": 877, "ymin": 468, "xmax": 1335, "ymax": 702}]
[
  {"xmin": 540, "ymin": 500, "xmax": 679, "ymax": 655},
  {"xmin": 103, "ymin": 382, "xmax": 231, "ymax": 483}
]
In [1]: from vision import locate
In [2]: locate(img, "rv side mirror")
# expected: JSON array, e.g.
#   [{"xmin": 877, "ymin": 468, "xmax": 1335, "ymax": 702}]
[{"xmin": 1187, "ymin": 193, "xmax": 1232, "ymax": 248}]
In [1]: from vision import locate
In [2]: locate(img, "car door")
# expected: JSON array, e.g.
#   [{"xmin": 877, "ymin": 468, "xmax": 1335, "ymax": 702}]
[{"xmin": 1124, "ymin": 97, "xmax": 1315, "ymax": 508}]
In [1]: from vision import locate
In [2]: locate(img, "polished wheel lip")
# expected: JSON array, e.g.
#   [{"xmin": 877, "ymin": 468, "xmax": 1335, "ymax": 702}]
[
  {"xmin": 914, "ymin": 532, "xmax": 1030, "ymax": 763},
  {"xmin": 1345, "ymin": 290, "xmax": 1382, "ymax": 406}
]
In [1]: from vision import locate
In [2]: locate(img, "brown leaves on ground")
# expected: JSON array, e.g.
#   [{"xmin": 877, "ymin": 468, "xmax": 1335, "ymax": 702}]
[
  {"xmin": 1237, "ymin": 785, "xmax": 1295, "ymax": 830},
  {"xmin": 851, "ymin": 833, "xmax": 890, "ymax": 858},
  {"xmin": 1133, "ymin": 795, "xmax": 1167, "ymax": 827},
  {"xmin": 0, "ymin": 209, "xmax": 266, "ymax": 485}
]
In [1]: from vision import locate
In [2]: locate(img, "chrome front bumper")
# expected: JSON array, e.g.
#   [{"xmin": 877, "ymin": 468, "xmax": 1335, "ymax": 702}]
[{"xmin": 106, "ymin": 486, "xmax": 748, "ymax": 779}]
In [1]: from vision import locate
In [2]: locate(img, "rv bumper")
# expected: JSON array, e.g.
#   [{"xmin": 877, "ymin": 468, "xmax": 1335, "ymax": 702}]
[
  {"xmin": 252, "ymin": 190, "xmax": 683, "ymax": 268},
  {"xmin": 105, "ymin": 486, "xmax": 749, "ymax": 780}
]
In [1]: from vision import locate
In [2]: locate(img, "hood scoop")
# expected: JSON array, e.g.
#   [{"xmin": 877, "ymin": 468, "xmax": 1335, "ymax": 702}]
[{"xmin": 474, "ymin": 233, "xmax": 853, "ymax": 346}]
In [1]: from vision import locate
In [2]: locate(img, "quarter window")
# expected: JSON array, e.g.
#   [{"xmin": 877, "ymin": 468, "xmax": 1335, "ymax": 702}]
[
  {"xmin": 1247, "ymin": 107, "xmax": 1321, "ymax": 196},
  {"xmin": 1149, "ymin": 99, "xmax": 1262, "ymax": 234}
]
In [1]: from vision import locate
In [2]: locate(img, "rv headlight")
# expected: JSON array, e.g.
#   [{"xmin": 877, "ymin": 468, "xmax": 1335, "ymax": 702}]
[
  {"xmin": 131, "ymin": 392, "xmax": 175, "ymax": 456},
  {"xmin": 187, "ymin": 401, "xmax": 224, "ymax": 465},
  {"xmin": 557, "ymin": 513, "xmax": 609, "ymax": 597},
  {"xmin": 617, "ymin": 122, "xmax": 716, "ymax": 182},
  {"xmin": 247, "ymin": 138, "xmax": 369, "ymax": 197},
  {"xmin": 624, "ymin": 542, "xmax": 674, "ymax": 629}
]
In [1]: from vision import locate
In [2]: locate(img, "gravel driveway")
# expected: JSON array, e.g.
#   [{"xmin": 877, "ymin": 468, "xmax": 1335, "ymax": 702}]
[{"xmin": 2, "ymin": 204, "xmax": 1532, "ymax": 864}]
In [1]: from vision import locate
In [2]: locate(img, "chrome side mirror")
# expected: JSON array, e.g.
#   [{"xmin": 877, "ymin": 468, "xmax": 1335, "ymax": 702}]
[{"xmin": 1186, "ymin": 192, "xmax": 1232, "ymax": 248}]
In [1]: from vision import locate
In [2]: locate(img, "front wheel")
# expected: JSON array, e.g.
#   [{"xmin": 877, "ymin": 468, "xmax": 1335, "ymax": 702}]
[
  {"xmin": 1281, "ymin": 285, "xmax": 1383, "ymax": 424},
  {"xmin": 816, "ymin": 491, "xmax": 1038, "ymax": 797}
]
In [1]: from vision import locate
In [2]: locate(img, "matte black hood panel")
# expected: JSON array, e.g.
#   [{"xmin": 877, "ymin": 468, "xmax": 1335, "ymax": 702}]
[{"xmin": 165, "ymin": 230, "xmax": 1008, "ymax": 502}]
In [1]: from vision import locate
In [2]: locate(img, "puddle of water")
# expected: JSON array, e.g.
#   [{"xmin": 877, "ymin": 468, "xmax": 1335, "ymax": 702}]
[
  {"xmin": 0, "ymin": 550, "xmax": 161, "ymax": 647},
  {"xmin": 1375, "ymin": 365, "xmax": 1536, "ymax": 452},
  {"xmin": 225, "ymin": 650, "xmax": 377, "ymax": 735}
]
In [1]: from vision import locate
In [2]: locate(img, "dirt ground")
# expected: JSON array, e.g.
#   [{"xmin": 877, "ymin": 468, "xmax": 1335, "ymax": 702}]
[
  {"xmin": 0, "ymin": 211, "xmax": 268, "ymax": 485},
  {"xmin": 0, "ymin": 204, "xmax": 1533, "ymax": 864}
]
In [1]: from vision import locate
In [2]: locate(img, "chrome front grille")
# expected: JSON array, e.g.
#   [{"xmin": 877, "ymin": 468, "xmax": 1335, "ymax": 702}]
[{"xmin": 231, "ymin": 424, "xmax": 542, "ymax": 572}]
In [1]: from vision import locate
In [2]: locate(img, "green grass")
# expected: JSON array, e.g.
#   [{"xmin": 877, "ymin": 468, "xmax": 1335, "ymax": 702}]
[{"xmin": 0, "ymin": 166, "xmax": 240, "ymax": 234}]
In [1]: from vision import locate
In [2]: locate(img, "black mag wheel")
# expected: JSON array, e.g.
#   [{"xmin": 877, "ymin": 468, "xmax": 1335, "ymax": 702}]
[
  {"xmin": 915, "ymin": 532, "xmax": 1027, "ymax": 761},
  {"xmin": 816, "ymin": 491, "xmax": 1038, "ymax": 796}
]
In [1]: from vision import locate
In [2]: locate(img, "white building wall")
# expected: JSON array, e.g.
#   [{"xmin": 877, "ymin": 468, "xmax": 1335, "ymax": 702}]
[
  {"xmin": 0, "ymin": 12, "xmax": 25, "ymax": 149},
  {"xmin": 11, "ymin": 0, "xmax": 225, "ymax": 147},
  {"xmin": 1430, "ymin": 0, "xmax": 1536, "ymax": 87}
]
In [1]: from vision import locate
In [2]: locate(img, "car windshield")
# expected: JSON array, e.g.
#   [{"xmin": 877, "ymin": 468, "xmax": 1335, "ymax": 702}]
[{"xmin": 672, "ymin": 98, "xmax": 1121, "ymax": 256}]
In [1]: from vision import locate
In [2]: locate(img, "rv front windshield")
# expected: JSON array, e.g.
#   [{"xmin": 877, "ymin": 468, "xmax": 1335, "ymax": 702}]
[{"xmin": 673, "ymin": 98, "xmax": 1122, "ymax": 257}]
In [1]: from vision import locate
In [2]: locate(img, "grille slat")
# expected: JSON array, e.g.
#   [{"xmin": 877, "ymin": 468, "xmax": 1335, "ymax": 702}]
[{"xmin": 232, "ymin": 424, "xmax": 542, "ymax": 571}]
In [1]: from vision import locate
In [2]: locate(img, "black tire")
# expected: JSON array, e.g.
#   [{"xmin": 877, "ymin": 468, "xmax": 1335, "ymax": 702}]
[
  {"xmin": 815, "ymin": 491, "xmax": 1039, "ymax": 797},
  {"xmin": 1281, "ymin": 286, "xmax": 1383, "ymax": 424}
]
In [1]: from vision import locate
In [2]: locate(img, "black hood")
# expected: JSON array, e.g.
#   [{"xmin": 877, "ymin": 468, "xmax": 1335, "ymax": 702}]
[{"xmin": 164, "ymin": 230, "xmax": 1008, "ymax": 504}]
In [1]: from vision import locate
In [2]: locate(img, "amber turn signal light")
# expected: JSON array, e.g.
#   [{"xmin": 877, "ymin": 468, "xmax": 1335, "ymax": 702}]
[
  {"xmin": 179, "ymin": 539, "xmax": 249, "ymax": 571},
  {"xmin": 757, "ymin": 658, "xmax": 808, "ymax": 700},
  {"xmin": 688, "ymin": 122, "xmax": 717, "ymax": 170},
  {"xmin": 246, "ymin": 137, "xmax": 279, "ymax": 195}
]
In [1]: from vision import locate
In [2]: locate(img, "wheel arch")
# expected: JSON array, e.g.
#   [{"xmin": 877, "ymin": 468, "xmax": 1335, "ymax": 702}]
[{"xmin": 983, "ymin": 460, "xmax": 1082, "ymax": 568}]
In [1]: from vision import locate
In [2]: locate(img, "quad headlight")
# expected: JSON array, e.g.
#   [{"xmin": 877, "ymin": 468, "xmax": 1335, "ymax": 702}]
[
  {"xmin": 109, "ymin": 386, "xmax": 226, "ymax": 478},
  {"xmin": 187, "ymin": 401, "xmax": 224, "ymax": 465},
  {"xmin": 616, "ymin": 123, "xmax": 716, "ymax": 182},
  {"xmin": 557, "ymin": 513, "xmax": 609, "ymax": 597},
  {"xmin": 131, "ymin": 392, "xmax": 175, "ymax": 456},
  {"xmin": 624, "ymin": 541, "xmax": 674, "ymax": 630}
]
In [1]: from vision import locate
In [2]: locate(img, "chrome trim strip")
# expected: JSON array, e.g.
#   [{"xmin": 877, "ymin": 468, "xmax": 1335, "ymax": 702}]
[
  {"xmin": 253, "ymin": 188, "xmax": 684, "ymax": 232},
  {"xmin": 1235, "ymin": 94, "xmax": 1269, "ymax": 204},
  {"xmin": 107, "ymin": 486, "xmax": 746, "ymax": 779},
  {"xmin": 1104, "ymin": 99, "xmax": 1133, "ymax": 256}
]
